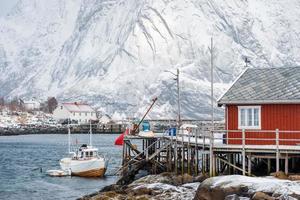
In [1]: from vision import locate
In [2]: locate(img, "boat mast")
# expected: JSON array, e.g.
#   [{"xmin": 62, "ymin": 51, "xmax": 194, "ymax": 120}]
[
  {"xmin": 89, "ymin": 120, "xmax": 92, "ymax": 146},
  {"xmin": 68, "ymin": 121, "xmax": 71, "ymax": 154}
]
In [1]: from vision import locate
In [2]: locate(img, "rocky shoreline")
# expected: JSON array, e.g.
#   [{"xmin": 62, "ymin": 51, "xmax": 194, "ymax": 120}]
[
  {"xmin": 79, "ymin": 172, "xmax": 300, "ymax": 200},
  {"xmin": 0, "ymin": 126, "xmax": 67, "ymax": 135},
  {"xmin": 79, "ymin": 172, "xmax": 206, "ymax": 200},
  {"xmin": 0, "ymin": 126, "xmax": 123, "ymax": 136}
]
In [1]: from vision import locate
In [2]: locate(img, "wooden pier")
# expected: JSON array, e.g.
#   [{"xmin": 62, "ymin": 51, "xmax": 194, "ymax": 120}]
[{"xmin": 117, "ymin": 128, "xmax": 300, "ymax": 181}]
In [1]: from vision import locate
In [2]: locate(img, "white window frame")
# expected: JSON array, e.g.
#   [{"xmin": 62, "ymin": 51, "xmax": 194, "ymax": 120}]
[{"xmin": 238, "ymin": 106, "xmax": 261, "ymax": 129}]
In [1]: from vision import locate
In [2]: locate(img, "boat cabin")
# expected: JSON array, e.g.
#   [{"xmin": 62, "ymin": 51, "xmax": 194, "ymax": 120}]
[
  {"xmin": 74, "ymin": 144, "xmax": 99, "ymax": 160},
  {"xmin": 218, "ymin": 67, "xmax": 300, "ymax": 145}
]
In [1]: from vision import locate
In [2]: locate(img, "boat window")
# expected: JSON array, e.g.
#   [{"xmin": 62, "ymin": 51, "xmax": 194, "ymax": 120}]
[
  {"xmin": 89, "ymin": 151, "xmax": 93, "ymax": 157},
  {"xmin": 85, "ymin": 152, "xmax": 89, "ymax": 157}
]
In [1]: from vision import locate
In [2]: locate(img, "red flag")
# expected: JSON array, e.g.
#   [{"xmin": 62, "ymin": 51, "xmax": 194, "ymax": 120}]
[{"xmin": 114, "ymin": 128, "xmax": 129, "ymax": 145}]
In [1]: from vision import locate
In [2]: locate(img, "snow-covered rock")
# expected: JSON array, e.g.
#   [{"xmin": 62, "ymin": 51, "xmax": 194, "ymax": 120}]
[
  {"xmin": 1, "ymin": 0, "xmax": 300, "ymax": 119},
  {"xmin": 81, "ymin": 173, "xmax": 202, "ymax": 200},
  {"xmin": 195, "ymin": 175, "xmax": 300, "ymax": 200}
]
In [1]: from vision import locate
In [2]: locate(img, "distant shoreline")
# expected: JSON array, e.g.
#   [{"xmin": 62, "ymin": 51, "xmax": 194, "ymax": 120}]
[{"xmin": 0, "ymin": 127, "xmax": 123, "ymax": 136}]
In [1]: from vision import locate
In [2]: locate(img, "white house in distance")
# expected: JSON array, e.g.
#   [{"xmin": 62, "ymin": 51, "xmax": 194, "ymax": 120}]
[
  {"xmin": 21, "ymin": 99, "xmax": 40, "ymax": 111},
  {"xmin": 53, "ymin": 102, "xmax": 97, "ymax": 124}
]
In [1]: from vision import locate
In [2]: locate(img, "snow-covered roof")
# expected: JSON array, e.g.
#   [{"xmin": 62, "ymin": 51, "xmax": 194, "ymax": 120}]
[
  {"xmin": 62, "ymin": 102, "xmax": 95, "ymax": 112},
  {"xmin": 22, "ymin": 100, "xmax": 40, "ymax": 104},
  {"xmin": 218, "ymin": 67, "xmax": 300, "ymax": 105}
]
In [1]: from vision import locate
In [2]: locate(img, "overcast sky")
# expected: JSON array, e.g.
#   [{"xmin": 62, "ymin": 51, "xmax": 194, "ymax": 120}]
[{"xmin": 0, "ymin": 0, "xmax": 18, "ymax": 17}]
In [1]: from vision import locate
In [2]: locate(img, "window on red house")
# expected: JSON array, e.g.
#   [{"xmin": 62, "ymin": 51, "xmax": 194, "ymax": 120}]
[{"xmin": 238, "ymin": 106, "xmax": 261, "ymax": 129}]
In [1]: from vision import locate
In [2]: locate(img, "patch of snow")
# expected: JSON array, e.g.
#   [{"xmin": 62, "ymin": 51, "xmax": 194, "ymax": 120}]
[
  {"xmin": 1, "ymin": 0, "xmax": 300, "ymax": 119},
  {"xmin": 207, "ymin": 175, "xmax": 300, "ymax": 196}
]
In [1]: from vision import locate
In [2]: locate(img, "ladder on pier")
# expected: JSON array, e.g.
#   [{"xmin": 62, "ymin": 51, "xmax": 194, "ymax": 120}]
[{"xmin": 116, "ymin": 137, "xmax": 172, "ymax": 184}]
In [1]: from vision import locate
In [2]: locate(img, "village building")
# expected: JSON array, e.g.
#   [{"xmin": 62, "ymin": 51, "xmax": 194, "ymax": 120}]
[
  {"xmin": 20, "ymin": 99, "xmax": 41, "ymax": 111},
  {"xmin": 53, "ymin": 102, "xmax": 97, "ymax": 124},
  {"xmin": 218, "ymin": 67, "xmax": 300, "ymax": 145}
]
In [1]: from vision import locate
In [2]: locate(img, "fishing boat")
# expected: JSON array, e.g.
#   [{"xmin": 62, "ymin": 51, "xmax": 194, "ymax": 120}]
[{"xmin": 59, "ymin": 123, "xmax": 108, "ymax": 177}]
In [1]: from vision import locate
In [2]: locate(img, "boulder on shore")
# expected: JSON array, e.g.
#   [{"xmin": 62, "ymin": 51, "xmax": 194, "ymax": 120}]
[
  {"xmin": 194, "ymin": 175, "xmax": 300, "ymax": 200},
  {"xmin": 270, "ymin": 171, "xmax": 288, "ymax": 179},
  {"xmin": 79, "ymin": 173, "xmax": 206, "ymax": 200}
]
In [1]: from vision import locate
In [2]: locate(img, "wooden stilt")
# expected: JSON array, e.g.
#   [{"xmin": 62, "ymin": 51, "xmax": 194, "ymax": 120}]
[
  {"xmin": 248, "ymin": 154, "xmax": 251, "ymax": 176},
  {"xmin": 276, "ymin": 129, "xmax": 280, "ymax": 172},
  {"xmin": 175, "ymin": 130, "xmax": 178, "ymax": 174},
  {"xmin": 187, "ymin": 133, "xmax": 191, "ymax": 175},
  {"xmin": 233, "ymin": 154, "xmax": 236, "ymax": 174},
  {"xmin": 202, "ymin": 154, "xmax": 205, "ymax": 174},
  {"xmin": 267, "ymin": 158, "xmax": 271, "ymax": 174},
  {"xmin": 181, "ymin": 134, "xmax": 184, "ymax": 175},
  {"xmin": 195, "ymin": 129, "xmax": 199, "ymax": 176},
  {"xmin": 242, "ymin": 129, "xmax": 246, "ymax": 176},
  {"xmin": 212, "ymin": 153, "xmax": 216, "ymax": 176},
  {"xmin": 285, "ymin": 153, "xmax": 289, "ymax": 175},
  {"xmin": 292, "ymin": 157, "xmax": 296, "ymax": 171},
  {"xmin": 209, "ymin": 130, "xmax": 214, "ymax": 177},
  {"xmin": 228, "ymin": 154, "xmax": 233, "ymax": 174}
]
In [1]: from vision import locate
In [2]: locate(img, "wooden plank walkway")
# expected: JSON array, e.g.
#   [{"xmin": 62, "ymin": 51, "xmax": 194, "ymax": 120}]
[{"xmin": 119, "ymin": 128, "xmax": 300, "ymax": 180}]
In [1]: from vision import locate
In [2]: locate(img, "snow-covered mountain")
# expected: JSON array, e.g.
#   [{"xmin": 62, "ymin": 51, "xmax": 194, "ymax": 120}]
[{"xmin": 1, "ymin": 0, "xmax": 300, "ymax": 119}]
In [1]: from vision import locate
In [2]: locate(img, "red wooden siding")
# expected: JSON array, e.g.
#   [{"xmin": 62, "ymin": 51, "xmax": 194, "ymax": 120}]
[{"xmin": 226, "ymin": 104, "xmax": 300, "ymax": 145}]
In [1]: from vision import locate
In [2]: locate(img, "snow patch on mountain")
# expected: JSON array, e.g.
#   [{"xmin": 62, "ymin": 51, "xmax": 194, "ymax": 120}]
[{"xmin": 1, "ymin": 0, "xmax": 300, "ymax": 119}]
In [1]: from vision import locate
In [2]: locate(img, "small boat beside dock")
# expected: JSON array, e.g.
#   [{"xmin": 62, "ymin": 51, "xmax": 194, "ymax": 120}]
[
  {"xmin": 46, "ymin": 169, "xmax": 71, "ymax": 177},
  {"xmin": 47, "ymin": 123, "xmax": 108, "ymax": 177}
]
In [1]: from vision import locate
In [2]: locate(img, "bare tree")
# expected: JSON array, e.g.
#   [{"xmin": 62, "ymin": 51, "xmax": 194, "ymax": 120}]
[
  {"xmin": 8, "ymin": 98, "xmax": 20, "ymax": 111},
  {"xmin": 47, "ymin": 97, "xmax": 58, "ymax": 113},
  {"xmin": 0, "ymin": 97, "xmax": 4, "ymax": 106}
]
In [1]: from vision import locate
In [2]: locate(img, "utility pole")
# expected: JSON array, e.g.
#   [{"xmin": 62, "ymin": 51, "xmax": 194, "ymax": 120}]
[
  {"xmin": 164, "ymin": 69, "xmax": 181, "ymax": 128},
  {"xmin": 176, "ymin": 68, "xmax": 181, "ymax": 128},
  {"xmin": 209, "ymin": 37, "xmax": 214, "ymax": 177},
  {"xmin": 210, "ymin": 37, "xmax": 214, "ymax": 131}
]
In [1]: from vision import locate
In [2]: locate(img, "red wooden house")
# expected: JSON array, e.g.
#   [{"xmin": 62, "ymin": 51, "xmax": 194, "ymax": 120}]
[{"xmin": 217, "ymin": 67, "xmax": 300, "ymax": 145}]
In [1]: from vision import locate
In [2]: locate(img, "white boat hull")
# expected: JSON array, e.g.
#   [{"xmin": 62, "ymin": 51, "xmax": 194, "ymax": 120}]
[
  {"xmin": 60, "ymin": 157, "xmax": 107, "ymax": 177},
  {"xmin": 46, "ymin": 169, "xmax": 70, "ymax": 177}
]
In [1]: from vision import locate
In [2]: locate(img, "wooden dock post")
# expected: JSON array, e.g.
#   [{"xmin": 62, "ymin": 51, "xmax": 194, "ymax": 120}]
[
  {"xmin": 233, "ymin": 154, "xmax": 236, "ymax": 174},
  {"xmin": 228, "ymin": 154, "xmax": 232, "ymax": 174},
  {"xmin": 181, "ymin": 131, "xmax": 184, "ymax": 176},
  {"xmin": 175, "ymin": 129, "xmax": 178, "ymax": 174},
  {"xmin": 188, "ymin": 131, "xmax": 191, "ymax": 175},
  {"xmin": 195, "ymin": 128, "xmax": 199, "ymax": 176},
  {"xmin": 242, "ymin": 129, "xmax": 246, "ymax": 176},
  {"xmin": 248, "ymin": 153, "xmax": 251, "ymax": 176},
  {"xmin": 209, "ymin": 130, "xmax": 213, "ymax": 177},
  {"xmin": 267, "ymin": 158, "xmax": 271, "ymax": 174},
  {"xmin": 122, "ymin": 139, "xmax": 125, "ymax": 165},
  {"xmin": 285, "ymin": 153, "xmax": 289, "ymax": 175},
  {"xmin": 276, "ymin": 129, "xmax": 280, "ymax": 172},
  {"xmin": 292, "ymin": 157, "xmax": 296, "ymax": 170}
]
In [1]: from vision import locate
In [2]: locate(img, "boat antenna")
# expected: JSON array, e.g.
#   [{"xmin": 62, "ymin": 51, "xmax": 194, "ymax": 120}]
[{"xmin": 89, "ymin": 120, "xmax": 92, "ymax": 146}]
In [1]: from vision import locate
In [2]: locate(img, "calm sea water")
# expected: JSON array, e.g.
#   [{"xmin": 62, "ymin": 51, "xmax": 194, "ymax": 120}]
[{"xmin": 0, "ymin": 134, "xmax": 123, "ymax": 200}]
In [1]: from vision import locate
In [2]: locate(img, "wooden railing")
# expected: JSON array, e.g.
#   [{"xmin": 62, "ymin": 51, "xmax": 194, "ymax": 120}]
[{"xmin": 210, "ymin": 129, "xmax": 300, "ymax": 146}]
